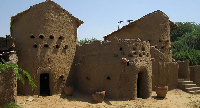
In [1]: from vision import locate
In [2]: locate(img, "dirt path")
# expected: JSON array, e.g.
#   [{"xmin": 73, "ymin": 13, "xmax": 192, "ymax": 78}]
[{"xmin": 17, "ymin": 89, "xmax": 200, "ymax": 108}]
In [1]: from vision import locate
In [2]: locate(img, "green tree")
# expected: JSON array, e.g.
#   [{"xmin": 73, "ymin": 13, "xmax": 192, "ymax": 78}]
[
  {"xmin": 171, "ymin": 22, "xmax": 200, "ymax": 65},
  {"xmin": 78, "ymin": 37, "xmax": 100, "ymax": 46},
  {"xmin": 0, "ymin": 59, "xmax": 36, "ymax": 89}
]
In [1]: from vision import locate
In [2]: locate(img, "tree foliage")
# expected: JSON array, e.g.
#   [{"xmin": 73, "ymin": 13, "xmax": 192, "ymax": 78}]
[
  {"xmin": 171, "ymin": 22, "xmax": 200, "ymax": 65},
  {"xmin": 78, "ymin": 37, "xmax": 100, "ymax": 46},
  {"xmin": 0, "ymin": 58, "xmax": 36, "ymax": 89}
]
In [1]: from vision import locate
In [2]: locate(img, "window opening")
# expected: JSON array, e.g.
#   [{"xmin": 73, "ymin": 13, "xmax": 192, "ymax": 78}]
[
  {"xmin": 55, "ymin": 45, "xmax": 60, "ymax": 48},
  {"xmin": 139, "ymin": 54, "xmax": 142, "ymax": 57},
  {"xmin": 49, "ymin": 35, "xmax": 54, "ymax": 39},
  {"xmin": 30, "ymin": 35, "xmax": 35, "ymax": 38},
  {"xmin": 106, "ymin": 76, "xmax": 111, "ymax": 80},
  {"xmin": 59, "ymin": 36, "xmax": 64, "ymax": 39},
  {"xmin": 33, "ymin": 44, "xmax": 38, "ymax": 48},
  {"xmin": 39, "ymin": 35, "xmax": 44, "ymax": 39},
  {"xmin": 44, "ymin": 44, "xmax": 49, "ymax": 47}
]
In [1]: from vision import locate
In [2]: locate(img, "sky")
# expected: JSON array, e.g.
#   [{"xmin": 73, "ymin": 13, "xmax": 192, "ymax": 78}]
[{"xmin": 0, "ymin": 0, "xmax": 200, "ymax": 40}]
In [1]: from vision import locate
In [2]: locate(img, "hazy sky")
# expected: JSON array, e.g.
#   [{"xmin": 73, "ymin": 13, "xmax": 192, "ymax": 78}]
[{"xmin": 0, "ymin": 0, "xmax": 200, "ymax": 40}]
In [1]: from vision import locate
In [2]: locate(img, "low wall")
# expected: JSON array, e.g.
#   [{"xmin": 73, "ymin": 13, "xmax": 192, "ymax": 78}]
[
  {"xmin": 151, "ymin": 47, "xmax": 179, "ymax": 90},
  {"xmin": 190, "ymin": 65, "xmax": 200, "ymax": 87},
  {"xmin": 177, "ymin": 60, "xmax": 190, "ymax": 79}
]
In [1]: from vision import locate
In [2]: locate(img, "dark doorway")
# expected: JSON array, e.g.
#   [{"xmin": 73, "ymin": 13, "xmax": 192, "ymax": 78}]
[
  {"xmin": 137, "ymin": 71, "xmax": 149, "ymax": 99},
  {"xmin": 137, "ymin": 72, "xmax": 143, "ymax": 98},
  {"xmin": 40, "ymin": 73, "xmax": 50, "ymax": 96}
]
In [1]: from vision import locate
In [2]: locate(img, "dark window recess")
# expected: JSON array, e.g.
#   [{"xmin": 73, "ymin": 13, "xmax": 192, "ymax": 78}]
[
  {"xmin": 106, "ymin": 76, "xmax": 111, "ymax": 80},
  {"xmin": 139, "ymin": 54, "xmax": 142, "ymax": 57},
  {"xmin": 147, "ymin": 40, "xmax": 151, "ymax": 42},
  {"xmin": 143, "ymin": 52, "xmax": 145, "ymax": 55},
  {"xmin": 59, "ymin": 36, "xmax": 64, "ymax": 39},
  {"xmin": 146, "ymin": 53, "xmax": 149, "ymax": 57},
  {"xmin": 133, "ymin": 47, "xmax": 136, "ymax": 51},
  {"xmin": 59, "ymin": 75, "xmax": 64, "ymax": 79},
  {"xmin": 134, "ymin": 52, "xmax": 137, "ymax": 55},
  {"xmin": 120, "ymin": 47, "xmax": 123, "ymax": 51},
  {"xmin": 64, "ymin": 45, "xmax": 68, "ymax": 49},
  {"xmin": 55, "ymin": 45, "xmax": 60, "ymax": 48},
  {"xmin": 39, "ymin": 35, "xmax": 44, "ymax": 39},
  {"xmin": 166, "ymin": 40, "xmax": 169, "ymax": 42},
  {"xmin": 30, "ymin": 35, "xmax": 35, "ymax": 38},
  {"xmin": 161, "ymin": 45, "xmax": 165, "ymax": 49},
  {"xmin": 127, "ymin": 61, "xmax": 129, "ymax": 66},
  {"xmin": 44, "ymin": 44, "xmax": 49, "ymax": 47},
  {"xmin": 159, "ymin": 39, "xmax": 162, "ymax": 42},
  {"xmin": 34, "ymin": 44, "xmax": 38, "ymax": 48},
  {"xmin": 49, "ymin": 35, "xmax": 54, "ymax": 39}
]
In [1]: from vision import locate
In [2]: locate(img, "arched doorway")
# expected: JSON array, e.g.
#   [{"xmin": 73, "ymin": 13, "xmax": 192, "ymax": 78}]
[{"xmin": 40, "ymin": 73, "xmax": 50, "ymax": 96}]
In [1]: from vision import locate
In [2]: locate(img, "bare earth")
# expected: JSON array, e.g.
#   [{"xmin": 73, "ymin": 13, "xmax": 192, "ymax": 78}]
[{"xmin": 17, "ymin": 89, "xmax": 200, "ymax": 108}]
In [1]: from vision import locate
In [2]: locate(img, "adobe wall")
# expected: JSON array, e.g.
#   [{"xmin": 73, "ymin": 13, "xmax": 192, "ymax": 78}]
[
  {"xmin": 74, "ymin": 39, "xmax": 152, "ymax": 99},
  {"xmin": 104, "ymin": 11, "xmax": 176, "ymax": 91},
  {"xmin": 0, "ymin": 38, "xmax": 17, "ymax": 107},
  {"xmin": 190, "ymin": 66, "xmax": 200, "ymax": 87},
  {"xmin": 11, "ymin": 1, "xmax": 80, "ymax": 95},
  {"xmin": 104, "ymin": 10, "xmax": 172, "ymax": 60},
  {"xmin": 177, "ymin": 60, "xmax": 190, "ymax": 79},
  {"xmin": 151, "ymin": 47, "xmax": 179, "ymax": 90}
]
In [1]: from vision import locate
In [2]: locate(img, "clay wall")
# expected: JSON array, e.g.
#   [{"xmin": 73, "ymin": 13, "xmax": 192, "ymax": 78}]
[
  {"xmin": 150, "ymin": 47, "xmax": 179, "ymax": 90},
  {"xmin": 0, "ymin": 37, "xmax": 17, "ymax": 107},
  {"xmin": 177, "ymin": 60, "xmax": 190, "ymax": 79},
  {"xmin": 104, "ymin": 11, "xmax": 177, "ymax": 91},
  {"xmin": 74, "ymin": 39, "xmax": 152, "ymax": 99},
  {"xmin": 11, "ymin": 0, "xmax": 82, "ymax": 95},
  {"xmin": 190, "ymin": 66, "xmax": 200, "ymax": 87},
  {"xmin": 104, "ymin": 10, "xmax": 172, "ymax": 60}
]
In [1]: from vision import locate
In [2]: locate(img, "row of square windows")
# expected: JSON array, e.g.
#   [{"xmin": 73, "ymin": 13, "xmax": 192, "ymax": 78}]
[
  {"xmin": 30, "ymin": 35, "xmax": 64, "ymax": 39},
  {"xmin": 33, "ymin": 43, "xmax": 68, "ymax": 49}
]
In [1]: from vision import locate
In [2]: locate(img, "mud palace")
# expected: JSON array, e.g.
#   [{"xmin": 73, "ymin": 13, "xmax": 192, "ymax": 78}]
[{"xmin": 1, "ymin": 0, "xmax": 200, "ymax": 107}]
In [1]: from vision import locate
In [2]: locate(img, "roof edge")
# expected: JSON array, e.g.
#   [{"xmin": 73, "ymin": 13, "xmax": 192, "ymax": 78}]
[
  {"xmin": 11, "ymin": 0, "xmax": 83, "ymax": 27},
  {"xmin": 104, "ymin": 10, "xmax": 172, "ymax": 39}
]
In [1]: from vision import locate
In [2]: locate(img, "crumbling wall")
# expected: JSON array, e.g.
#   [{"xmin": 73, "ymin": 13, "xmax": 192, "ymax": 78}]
[
  {"xmin": 11, "ymin": 0, "xmax": 82, "ymax": 95},
  {"xmin": 104, "ymin": 10, "xmax": 173, "ymax": 60},
  {"xmin": 74, "ymin": 39, "xmax": 152, "ymax": 99},
  {"xmin": 151, "ymin": 47, "xmax": 178, "ymax": 90},
  {"xmin": 177, "ymin": 60, "xmax": 190, "ymax": 79},
  {"xmin": 190, "ymin": 66, "xmax": 200, "ymax": 87},
  {"xmin": 0, "ymin": 37, "xmax": 17, "ymax": 107}
]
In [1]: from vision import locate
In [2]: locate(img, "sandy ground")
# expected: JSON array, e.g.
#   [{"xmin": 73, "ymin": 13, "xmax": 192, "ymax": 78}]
[{"xmin": 17, "ymin": 89, "xmax": 200, "ymax": 108}]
